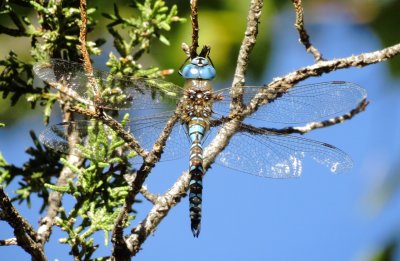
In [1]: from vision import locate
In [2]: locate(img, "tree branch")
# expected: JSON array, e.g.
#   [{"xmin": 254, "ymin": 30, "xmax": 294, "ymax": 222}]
[
  {"xmin": 79, "ymin": 0, "xmax": 94, "ymax": 74},
  {"xmin": 0, "ymin": 187, "xmax": 46, "ymax": 260},
  {"xmin": 230, "ymin": 0, "xmax": 263, "ymax": 105},
  {"xmin": 291, "ymin": 0, "xmax": 323, "ymax": 61},
  {"xmin": 189, "ymin": 0, "xmax": 199, "ymax": 58},
  {"xmin": 68, "ymin": 106, "xmax": 149, "ymax": 158},
  {"xmin": 244, "ymin": 43, "xmax": 400, "ymax": 118},
  {"xmin": 209, "ymin": 44, "xmax": 400, "ymax": 169},
  {"xmin": 37, "ymin": 154, "xmax": 82, "ymax": 244},
  {"xmin": 37, "ymin": 99, "xmax": 83, "ymax": 245},
  {"xmin": 268, "ymin": 99, "xmax": 369, "ymax": 135},
  {"xmin": 0, "ymin": 237, "xmax": 17, "ymax": 246},
  {"xmin": 127, "ymin": 173, "xmax": 189, "ymax": 255},
  {"xmin": 140, "ymin": 186, "xmax": 159, "ymax": 204},
  {"xmin": 111, "ymin": 112, "xmax": 180, "ymax": 260}
]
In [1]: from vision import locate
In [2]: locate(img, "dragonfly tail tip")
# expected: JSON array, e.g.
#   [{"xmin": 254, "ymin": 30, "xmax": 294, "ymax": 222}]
[{"xmin": 191, "ymin": 224, "xmax": 201, "ymax": 238}]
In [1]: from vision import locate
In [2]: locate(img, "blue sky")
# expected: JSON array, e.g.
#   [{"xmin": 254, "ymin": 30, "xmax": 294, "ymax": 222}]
[{"xmin": 1, "ymin": 6, "xmax": 400, "ymax": 261}]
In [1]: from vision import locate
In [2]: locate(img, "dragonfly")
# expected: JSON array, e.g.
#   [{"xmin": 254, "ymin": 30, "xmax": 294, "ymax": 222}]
[{"xmin": 33, "ymin": 56, "xmax": 367, "ymax": 237}]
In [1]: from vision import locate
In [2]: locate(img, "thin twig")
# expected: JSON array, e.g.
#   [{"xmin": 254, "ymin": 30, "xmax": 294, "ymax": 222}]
[
  {"xmin": 0, "ymin": 187, "xmax": 46, "ymax": 260},
  {"xmin": 229, "ymin": 99, "xmax": 368, "ymax": 136},
  {"xmin": 68, "ymin": 106, "xmax": 148, "ymax": 158},
  {"xmin": 207, "ymin": 0, "xmax": 263, "ymax": 166},
  {"xmin": 269, "ymin": 99, "xmax": 369, "ymax": 135},
  {"xmin": 112, "ymin": 112, "xmax": 180, "ymax": 259},
  {"xmin": 189, "ymin": 0, "xmax": 199, "ymax": 58},
  {"xmin": 79, "ymin": 0, "xmax": 102, "ymax": 112},
  {"xmin": 37, "ymin": 156, "xmax": 82, "ymax": 244},
  {"xmin": 244, "ymin": 43, "xmax": 400, "ymax": 118},
  {"xmin": 0, "ymin": 237, "xmax": 17, "ymax": 246},
  {"xmin": 37, "ymin": 103, "xmax": 83, "ymax": 246},
  {"xmin": 181, "ymin": 42, "xmax": 191, "ymax": 58},
  {"xmin": 79, "ymin": 0, "xmax": 93, "ymax": 75},
  {"xmin": 37, "ymin": 0, "xmax": 93, "ymax": 247},
  {"xmin": 230, "ymin": 0, "xmax": 263, "ymax": 108},
  {"xmin": 128, "ymin": 172, "xmax": 189, "ymax": 255},
  {"xmin": 140, "ymin": 186, "xmax": 159, "ymax": 204},
  {"xmin": 291, "ymin": 0, "xmax": 323, "ymax": 61}
]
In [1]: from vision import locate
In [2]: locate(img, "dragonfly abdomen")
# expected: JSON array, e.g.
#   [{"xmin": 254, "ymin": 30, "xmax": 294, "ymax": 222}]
[{"xmin": 188, "ymin": 117, "xmax": 208, "ymax": 237}]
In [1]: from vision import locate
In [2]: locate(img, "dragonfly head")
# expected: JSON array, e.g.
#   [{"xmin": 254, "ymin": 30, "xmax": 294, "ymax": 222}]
[{"xmin": 181, "ymin": 56, "xmax": 216, "ymax": 80}]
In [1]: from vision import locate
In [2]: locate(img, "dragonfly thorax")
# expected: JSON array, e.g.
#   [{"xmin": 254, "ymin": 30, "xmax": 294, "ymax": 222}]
[{"xmin": 181, "ymin": 79, "xmax": 215, "ymax": 123}]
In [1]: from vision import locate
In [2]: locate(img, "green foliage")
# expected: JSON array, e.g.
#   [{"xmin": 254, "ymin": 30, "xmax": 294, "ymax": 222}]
[
  {"xmin": 0, "ymin": 0, "xmax": 96, "ymax": 123},
  {"xmin": 0, "ymin": 0, "xmax": 183, "ymax": 120},
  {"xmin": 42, "ymin": 116, "xmax": 137, "ymax": 259},
  {"xmin": 0, "ymin": 131, "xmax": 62, "ymax": 212},
  {"xmin": 371, "ymin": 0, "xmax": 400, "ymax": 78},
  {"xmin": 103, "ymin": 0, "xmax": 185, "ymax": 60},
  {"xmin": 30, "ymin": 0, "xmax": 99, "ymax": 60},
  {"xmin": 371, "ymin": 240, "xmax": 399, "ymax": 261},
  {"xmin": 0, "ymin": 51, "xmax": 37, "ymax": 105},
  {"xmin": 103, "ymin": 0, "xmax": 185, "ymax": 85},
  {"xmin": 0, "ymin": 0, "xmax": 183, "ymax": 258},
  {"xmin": 0, "ymin": 152, "xmax": 10, "ymax": 185}
]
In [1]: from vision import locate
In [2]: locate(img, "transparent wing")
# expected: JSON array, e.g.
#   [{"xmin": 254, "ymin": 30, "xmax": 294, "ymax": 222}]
[
  {"xmin": 38, "ymin": 120, "xmax": 131, "ymax": 161},
  {"xmin": 212, "ymin": 81, "xmax": 367, "ymax": 123},
  {"xmin": 216, "ymin": 128, "xmax": 353, "ymax": 178},
  {"xmin": 33, "ymin": 59, "xmax": 182, "ymax": 110},
  {"xmin": 126, "ymin": 114, "xmax": 190, "ymax": 163},
  {"xmin": 39, "ymin": 114, "xmax": 189, "ymax": 163}
]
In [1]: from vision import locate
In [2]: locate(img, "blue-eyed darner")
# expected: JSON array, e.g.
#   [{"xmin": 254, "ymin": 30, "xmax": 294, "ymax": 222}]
[{"xmin": 33, "ymin": 55, "xmax": 367, "ymax": 237}]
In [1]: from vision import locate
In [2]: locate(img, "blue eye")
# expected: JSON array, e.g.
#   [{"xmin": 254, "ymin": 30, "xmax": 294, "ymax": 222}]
[{"xmin": 181, "ymin": 57, "xmax": 216, "ymax": 80}]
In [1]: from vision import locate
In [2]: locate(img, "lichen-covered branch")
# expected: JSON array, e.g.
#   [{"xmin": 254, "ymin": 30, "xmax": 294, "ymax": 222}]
[
  {"xmin": 37, "ymin": 0, "xmax": 93, "ymax": 246},
  {"xmin": 68, "ymin": 106, "xmax": 149, "ymax": 158},
  {"xmin": 0, "ymin": 237, "xmax": 17, "ymax": 246},
  {"xmin": 244, "ymin": 43, "xmax": 400, "ymax": 118},
  {"xmin": 212, "ymin": 44, "xmax": 400, "ymax": 166},
  {"xmin": 291, "ymin": 0, "xmax": 323, "ymax": 61},
  {"xmin": 0, "ymin": 187, "xmax": 46, "ymax": 261},
  {"xmin": 140, "ymin": 186, "xmax": 159, "ymax": 204},
  {"xmin": 230, "ymin": 0, "xmax": 263, "ymax": 104},
  {"xmin": 36, "ymin": 154, "xmax": 82, "ymax": 244},
  {"xmin": 111, "ymin": 112, "xmax": 180, "ymax": 260},
  {"xmin": 79, "ymin": 0, "xmax": 94, "ymax": 75},
  {"xmin": 189, "ymin": 0, "xmax": 199, "ymax": 58},
  {"xmin": 269, "ymin": 99, "xmax": 369, "ymax": 135},
  {"xmin": 127, "ymin": 173, "xmax": 189, "ymax": 255}
]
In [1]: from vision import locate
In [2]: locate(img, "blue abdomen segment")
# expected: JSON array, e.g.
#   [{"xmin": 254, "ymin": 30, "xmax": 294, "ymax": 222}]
[
  {"xmin": 181, "ymin": 57, "xmax": 216, "ymax": 80},
  {"xmin": 188, "ymin": 117, "xmax": 208, "ymax": 237}
]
